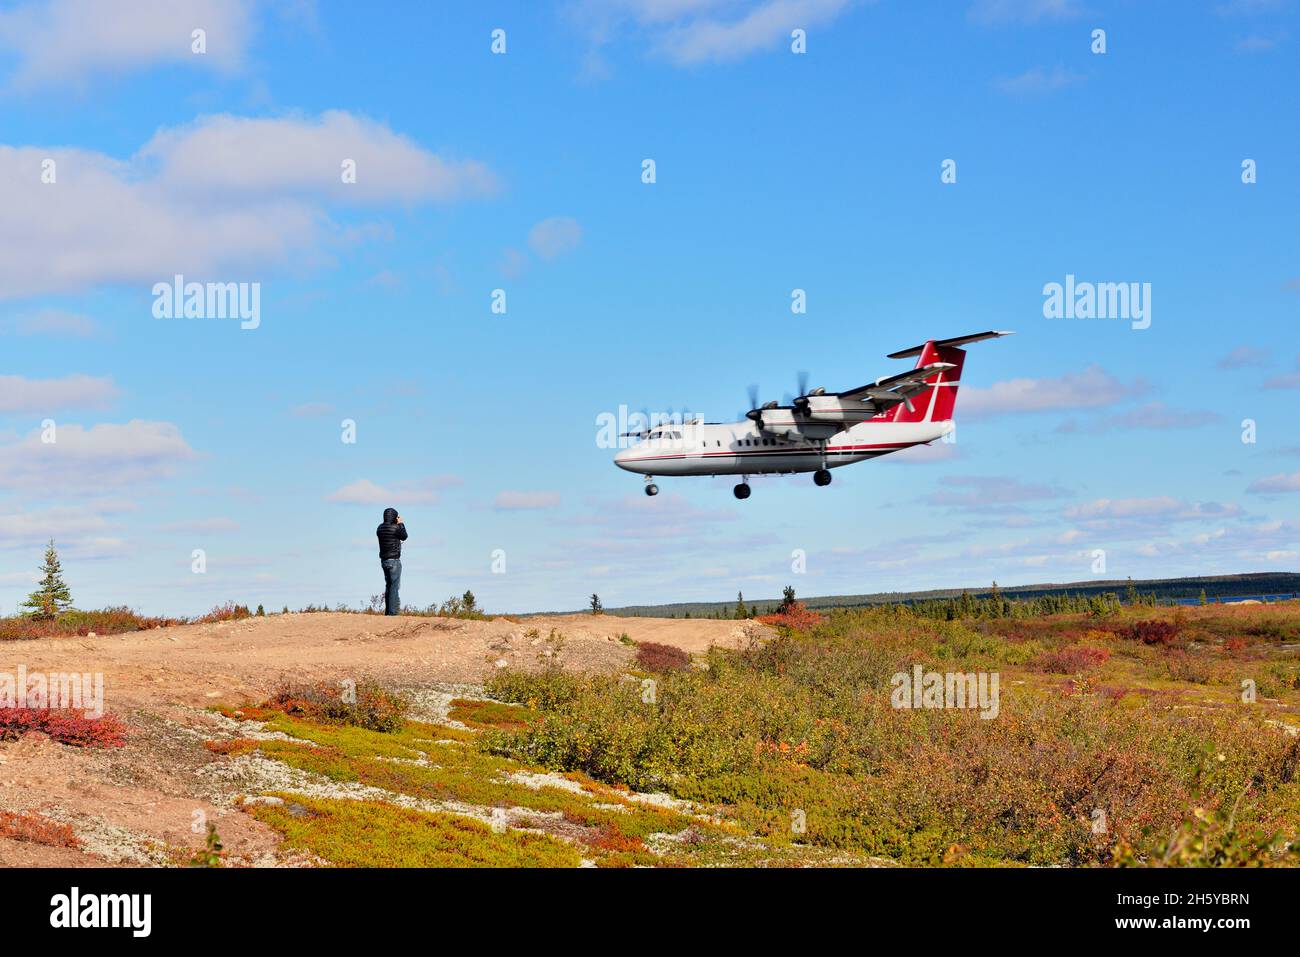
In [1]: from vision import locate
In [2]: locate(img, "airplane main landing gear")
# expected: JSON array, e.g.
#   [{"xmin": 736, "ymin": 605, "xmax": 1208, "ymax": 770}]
[
  {"xmin": 644, "ymin": 477, "xmax": 658, "ymax": 496},
  {"xmin": 733, "ymin": 482, "xmax": 751, "ymax": 500},
  {"xmin": 813, "ymin": 469, "xmax": 832, "ymax": 487}
]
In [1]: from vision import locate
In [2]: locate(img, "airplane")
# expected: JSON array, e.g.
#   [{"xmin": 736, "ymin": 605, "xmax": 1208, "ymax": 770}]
[{"xmin": 614, "ymin": 330, "xmax": 1012, "ymax": 499}]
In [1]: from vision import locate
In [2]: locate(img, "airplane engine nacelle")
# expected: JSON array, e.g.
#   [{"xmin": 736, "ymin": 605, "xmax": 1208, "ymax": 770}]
[{"xmin": 801, "ymin": 396, "xmax": 879, "ymax": 424}]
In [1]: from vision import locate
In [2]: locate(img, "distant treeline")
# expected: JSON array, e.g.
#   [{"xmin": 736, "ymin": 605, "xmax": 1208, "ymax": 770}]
[
  {"xmin": 569, "ymin": 572, "xmax": 1300, "ymax": 620},
  {"xmin": 900, "ymin": 586, "xmax": 1124, "ymax": 620}
]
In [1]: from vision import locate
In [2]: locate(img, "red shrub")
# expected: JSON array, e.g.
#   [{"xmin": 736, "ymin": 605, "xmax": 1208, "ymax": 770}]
[
  {"xmin": 1036, "ymin": 644, "xmax": 1111, "ymax": 673},
  {"xmin": 1123, "ymin": 619, "xmax": 1181, "ymax": 646},
  {"xmin": 757, "ymin": 602, "xmax": 825, "ymax": 633},
  {"xmin": 634, "ymin": 641, "xmax": 691, "ymax": 673},
  {"xmin": 0, "ymin": 708, "xmax": 128, "ymax": 747},
  {"xmin": 0, "ymin": 810, "xmax": 79, "ymax": 848}
]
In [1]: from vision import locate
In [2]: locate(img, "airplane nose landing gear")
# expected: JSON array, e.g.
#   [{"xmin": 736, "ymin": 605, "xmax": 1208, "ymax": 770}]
[
  {"xmin": 733, "ymin": 482, "xmax": 751, "ymax": 499},
  {"xmin": 813, "ymin": 469, "xmax": 832, "ymax": 487},
  {"xmin": 644, "ymin": 477, "xmax": 658, "ymax": 496}
]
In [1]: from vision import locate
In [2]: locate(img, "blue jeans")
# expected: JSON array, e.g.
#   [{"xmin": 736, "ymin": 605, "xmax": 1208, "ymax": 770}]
[{"xmin": 382, "ymin": 558, "xmax": 401, "ymax": 615}]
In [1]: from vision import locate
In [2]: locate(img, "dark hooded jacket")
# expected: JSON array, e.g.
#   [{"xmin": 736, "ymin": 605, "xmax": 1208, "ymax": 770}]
[{"xmin": 376, "ymin": 507, "xmax": 408, "ymax": 560}]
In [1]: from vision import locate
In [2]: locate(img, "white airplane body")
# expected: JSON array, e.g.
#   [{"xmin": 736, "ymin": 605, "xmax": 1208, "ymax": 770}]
[{"xmin": 614, "ymin": 331, "xmax": 1011, "ymax": 498}]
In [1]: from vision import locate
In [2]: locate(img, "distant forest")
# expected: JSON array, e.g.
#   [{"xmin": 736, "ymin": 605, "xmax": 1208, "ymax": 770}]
[{"xmin": 536, "ymin": 572, "xmax": 1300, "ymax": 619}]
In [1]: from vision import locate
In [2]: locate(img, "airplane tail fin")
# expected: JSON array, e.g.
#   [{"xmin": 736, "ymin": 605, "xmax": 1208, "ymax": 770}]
[{"xmin": 886, "ymin": 331, "xmax": 1012, "ymax": 423}]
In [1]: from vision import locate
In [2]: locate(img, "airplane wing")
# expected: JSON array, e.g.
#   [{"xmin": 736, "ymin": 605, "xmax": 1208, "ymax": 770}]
[
  {"xmin": 833, "ymin": 362, "xmax": 956, "ymax": 408},
  {"xmin": 887, "ymin": 330, "xmax": 1012, "ymax": 359}
]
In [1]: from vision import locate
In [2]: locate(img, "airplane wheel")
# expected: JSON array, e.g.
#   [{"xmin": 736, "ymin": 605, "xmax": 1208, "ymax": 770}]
[
  {"xmin": 645, "ymin": 483, "xmax": 659, "ymax": 497},
  {"xmin": 814, "ymin": 469, "xmax": 832, "ymax": 487},
  {"xmin": 733, "ymin": 483, "xmax": 751, "ymax": 500}
]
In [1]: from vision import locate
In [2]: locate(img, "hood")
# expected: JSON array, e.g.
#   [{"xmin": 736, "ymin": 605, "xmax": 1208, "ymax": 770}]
[{"xmin": 382, "ymin": 507, "xmax": 398, "ymax": 524}]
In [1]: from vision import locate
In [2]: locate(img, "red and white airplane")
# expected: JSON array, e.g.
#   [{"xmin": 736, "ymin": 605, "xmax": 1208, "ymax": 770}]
[{"xmin": 614, "ymin": 331, "xmax": 1011, "ymax": 499}]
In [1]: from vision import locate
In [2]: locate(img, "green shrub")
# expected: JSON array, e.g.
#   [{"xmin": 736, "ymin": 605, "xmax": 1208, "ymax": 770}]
[{"xmin": 265, "ymin": 679, "xmax": 409, "ymax": 733}]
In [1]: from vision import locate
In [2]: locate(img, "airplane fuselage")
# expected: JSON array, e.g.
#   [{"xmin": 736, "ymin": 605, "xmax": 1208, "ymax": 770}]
[{"xmin": 614, "ymin": 416, "xmax": 953, "ymax": 477}]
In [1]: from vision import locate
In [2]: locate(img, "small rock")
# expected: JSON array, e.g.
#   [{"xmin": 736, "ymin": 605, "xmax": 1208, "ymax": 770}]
[{"xmin": 494, "ymin": 658, "xmax": 509, "ymax": 668}]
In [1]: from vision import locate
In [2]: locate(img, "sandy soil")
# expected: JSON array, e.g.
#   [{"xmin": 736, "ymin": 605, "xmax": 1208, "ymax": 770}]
[{"xmin": 0, "ymin": 612, "xmax": 770, "ymax": 867}]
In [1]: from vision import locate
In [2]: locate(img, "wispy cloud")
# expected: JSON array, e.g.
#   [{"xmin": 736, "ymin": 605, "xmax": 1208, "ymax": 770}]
[
  {"xmin": 1057, "ymin": 401, "xmax": 1217, "ymax": 433},
  {"xmin": 968, "ymin": 0, "xmax": 1084, "ymax": 25},
  {"xmin": 570, "ymin": 0, "xmax": 857, "ymax": 71},
  {"xmin": 1264, "ymin": 354, "xmax": 1300, "ymax": 389},
  {"xmin": 326, "ymin": 475, "xmax": 463, "ymax": 507},
  {"xmin": 527, "ymin": 216, "xmax": 583, "ymax": 260},
  {"xmin": 2, "ymin": 308, "xmax": 100, "ymax": 338},
  {"xmin": 1234, "ymin": 32, "xmax": 1287, "ymax": 52},
  {"xmin": 993, "ymin": 64, "xmax": 1085, "ymax": 95},
  {"xmin": 494, "ymin": 491, "xmax": 562, "ymax": 511},
  {"xmin": 0, "ymin": 373, "xmax": 119, "ymax": 413},
  {"xmin": 926, "ymin": 475, "xmax": 1069, "ymax": 510},
  {"xmin": 961, "ymin": 365, "xmax": 1144, "ymax": 418},
  {"xmin": 1248, "ymin": 472, "xmax": 1300, "ymax": 494},
  {"xmin": 1217, "ymin": 345, "xmax": 1270, "ymax": 369},
  {"xmin": 288, "ymin": 401, "xmax": 335, "ymax": 417}
]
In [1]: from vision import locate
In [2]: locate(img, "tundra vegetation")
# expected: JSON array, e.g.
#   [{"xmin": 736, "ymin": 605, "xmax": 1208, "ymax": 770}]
[
  {"xmin": 191, "ymin": 600, "xmax": 1300, "ymax": 867},
  {"xmin": 481, "ymin": 602, "xmax": 1300, "ymax": 866}
]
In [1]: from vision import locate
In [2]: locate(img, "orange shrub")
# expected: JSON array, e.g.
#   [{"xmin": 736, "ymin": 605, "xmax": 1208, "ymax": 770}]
[
  {"xmin": 0, "ymin": 810, "xmax": 79, "ymax": 848},
  {"xmin": 0, "ymin": 708, "xmax": 128, "ymax": 747}
]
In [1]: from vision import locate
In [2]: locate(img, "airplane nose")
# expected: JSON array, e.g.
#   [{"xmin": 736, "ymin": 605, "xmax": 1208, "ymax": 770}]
[{"xmin": 614, "ymin": 446, "xmax": 639, "ymax": 472}]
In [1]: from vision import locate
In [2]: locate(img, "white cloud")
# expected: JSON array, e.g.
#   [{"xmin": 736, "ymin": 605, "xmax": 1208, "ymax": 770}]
[
  {"xmin": 494, "ymin": 491, "xmax": 562, "ymax": 511},
  {"xmin": 0, "ymin": 373, "xmax": 119, "ymax": 413},
  {"xmin": 0, "ymin": 0, "xmax": 254, "ymax": 91},
  {"xmin": 652, "ymin": 0, "xmax": 853, "ymax": 64},
  {"xmin": 0, "ymin": 112, "xmax": 496, "ymax": 301},
  {"xmin": 1063, "ymin": 498, "xmax": 1242, "ymax": 534},
  {"xmin": 0, "ymin": 503, "xmax": 115, "ymax": 548},
  {"xmin": 960, "ymin": 365, "xmax": 1143, "ymax": 418},
  {"xmin": 141, "ymin": 111, "xmax": 497, "ymax": 205},
  {"xmin": 571, "ymin": 0, "xmax": 856, "ymax": 69},
  {"xmin": 0, "ymin": 419, "xmax": 196, "ymax": 494},
  {"xmin": 326, "ymin": 475, "xmax": 462, "ymax": 506},
  {"xmin": 527, "ymin": 216, "xmax": 583, "ymax": 260}
]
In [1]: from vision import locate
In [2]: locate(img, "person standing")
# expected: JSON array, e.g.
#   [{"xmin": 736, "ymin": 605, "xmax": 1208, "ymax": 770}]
[{"xmin": 376, "ymin": 507, "xmax": 407, "ymax": 615}]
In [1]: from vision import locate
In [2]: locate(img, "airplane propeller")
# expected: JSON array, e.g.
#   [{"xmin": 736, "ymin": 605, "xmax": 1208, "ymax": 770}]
[
  {"xmin": 744, "ymin": 384, "xmax": 778, "ymax": 429},
  {"xmin": 619, "ymin": 406, "xmax": 655, "ymax": 438}
]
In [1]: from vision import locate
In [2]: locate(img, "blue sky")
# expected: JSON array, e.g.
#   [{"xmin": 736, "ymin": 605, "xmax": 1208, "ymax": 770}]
[{"xmin": 2, "ymin": 0, "xmax": 1298, "ymax": 616}]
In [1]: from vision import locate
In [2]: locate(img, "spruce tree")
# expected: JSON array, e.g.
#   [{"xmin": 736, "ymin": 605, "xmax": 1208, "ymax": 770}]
[{"xmin": 21, "ymin": 539, "xmax": 73, "ymax": 620}]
